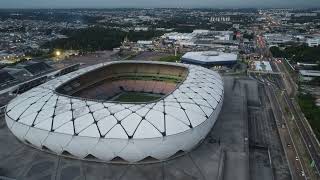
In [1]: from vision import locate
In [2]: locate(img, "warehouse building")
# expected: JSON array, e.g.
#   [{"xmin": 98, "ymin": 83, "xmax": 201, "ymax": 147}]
[{"xmin": 299, "ymin": 70, "xmax": 320, "ymax": 82}]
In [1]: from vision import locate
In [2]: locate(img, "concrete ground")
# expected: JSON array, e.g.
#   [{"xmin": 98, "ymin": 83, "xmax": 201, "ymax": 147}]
[
  {"xmin": 51, "ymin": 51, "xmax": 119, "ymax": 69},
  {"xmin": 248, "ymin": 82, "xmax": 291, "ymax": 180},
  {"xmin": 0, "ymin": 76, "xmax": 257, "ymax": 180}
]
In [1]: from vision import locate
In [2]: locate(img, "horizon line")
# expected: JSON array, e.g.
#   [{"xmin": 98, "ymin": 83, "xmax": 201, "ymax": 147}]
[{"xmin": 0, "ymin": 7, "xmax": 320, "ymax": 10}]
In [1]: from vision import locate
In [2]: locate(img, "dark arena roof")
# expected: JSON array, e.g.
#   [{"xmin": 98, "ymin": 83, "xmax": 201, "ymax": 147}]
[
  {"xmin": 0, "ymin": 70, "xmax": 16, "ymax": 85},
  {"xmin": 22, "ymin": 62, "xmax": 53, "ymax": 76},
  {"xmin": 181, "ymin": 51, "xmax": 238, "ymax": 66}
]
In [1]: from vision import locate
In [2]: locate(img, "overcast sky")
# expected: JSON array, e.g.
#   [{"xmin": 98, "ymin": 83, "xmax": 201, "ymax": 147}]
[{"xmin": 1, "ymin": 0, "xmax": 320, "ymax": 9}]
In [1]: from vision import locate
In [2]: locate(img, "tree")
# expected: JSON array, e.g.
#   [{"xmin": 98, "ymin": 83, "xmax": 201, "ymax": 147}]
[
  {"xmin": 270, "ymin": 45, "xmax": 320, "ymax": 63},
  {"xmin": 270, "ymin": 46, "xmax": 283, "ymax": 58},
  {"xmin": 42, "ymin": 27, "xmax": 165, "ymax": 52},
  {"xmin": 243, "ymin": 33, "xmax": 254, "ymax": 40}
]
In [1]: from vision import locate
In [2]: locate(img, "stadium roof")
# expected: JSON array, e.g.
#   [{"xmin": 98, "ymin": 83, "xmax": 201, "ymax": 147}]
[
  {"xmin": 5, "ymin": 61, "xmax": 224, "ymax": 162},
  {"xmin": 181, "ymin": 51, "xmax": 238, "ymax": 66}
]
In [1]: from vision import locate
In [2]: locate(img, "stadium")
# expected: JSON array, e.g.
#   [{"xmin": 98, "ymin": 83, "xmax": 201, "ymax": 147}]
[
  {"xmin": 5, "ymin": 61, "xmax": 224, "ymax": 163},
  {"xmin": 181, "ymin": 51, "xmax": 238, "ymax": 67}
]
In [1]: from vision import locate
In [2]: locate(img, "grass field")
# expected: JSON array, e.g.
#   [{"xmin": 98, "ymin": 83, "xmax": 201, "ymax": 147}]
[
  {"xmin": 111, "ymin": 75, "xmax": 183, "ymax": 84},
  {"xmin": 113, "ymin": 92, "xmax": 163, "ymax": 102},
  {"xmin": 158, "ymin": 55, "xmax": 182, "ymax": 62}
]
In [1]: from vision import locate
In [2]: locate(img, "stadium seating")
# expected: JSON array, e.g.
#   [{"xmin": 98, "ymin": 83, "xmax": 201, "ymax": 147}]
[{"xmin": 58, "ymin": 62, "xmax": 187, "ymax": 101}]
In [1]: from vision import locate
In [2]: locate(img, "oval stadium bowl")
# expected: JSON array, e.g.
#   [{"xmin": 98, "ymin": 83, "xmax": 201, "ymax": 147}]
[{"xmin": 5, "ymin": 61, "xmax": 224, "ymax": 163}]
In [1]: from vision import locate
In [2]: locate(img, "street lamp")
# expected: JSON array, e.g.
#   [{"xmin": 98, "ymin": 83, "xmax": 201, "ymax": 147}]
[{"xmin": 55, "ymin": 50, "xmax": 61, "ymax": 56}]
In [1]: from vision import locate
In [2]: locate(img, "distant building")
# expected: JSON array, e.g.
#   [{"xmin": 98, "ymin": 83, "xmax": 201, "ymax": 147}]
[
  {"xmin": 192, "ymin": 30, "xmax": 211, "ymax": 34},
  {"xmin": 306, "ymin": 37, "xmax": 320, "ymax": 47},
  {"xmin": 316, "ymin": 99, "xmax": 320, "ymax": 107},
  {"xmin": 299, "ymin": 70, "xmax": 320, "ymax": 81},
  {"xmin": 134, "ymin": 27, "xmax": 149, "ymax": 31},
  {"xmin": 0, "ymin": 60, "xmax": 14, "ymax": 64},
  {"xmin": 0, "ymin": 50, "xmax": 25, "ymax": 61},
  {"xmin": 233, "ymin": 24, "xmax": 240, "ymax": 29},
  {"xmin": 181, "ymin": 51, "xmax": 238, "ymax": 67},
  {"xmin": 161, "ymin": 30, "xmax": 234, "ymax": 48},
  {"xmin": 137, "ymin": 40, "xmax": 153, "ymax": 45},
  {"xmin": 210, "ymin": 16, "xmax": 231, "ymax": 22},
  {"xmin": 136, "ymin": 40, "xmax": 153, "ymax": 50},
  {"xmin": 293, "ymin": 13, "xmax": 317, "ymax": 17},
  {"xmin": 253, "ymin": 61, "xmax": 273, "ymax": 72},
  {"xmin": 264, "ymin": 33, "xmax": 294, "ymax": 45},
  {"xmin": 296, "ymin": 62, "xmax": 319, "ymax": 69},
  {"xmin": 162, "ymin": 32, "xmax": 194, "ymax": 41}
]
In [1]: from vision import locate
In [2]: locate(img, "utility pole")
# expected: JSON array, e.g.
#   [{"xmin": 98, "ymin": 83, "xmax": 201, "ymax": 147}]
[{"xmin": 174, "ymin": 46, "xmax": 177, "ymax": 57}]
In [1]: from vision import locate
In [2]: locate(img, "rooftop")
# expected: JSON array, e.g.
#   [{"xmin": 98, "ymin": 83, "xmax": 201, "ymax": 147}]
[
  {"xmin": 299, "ymin": 70, "xmax": 320, "ymax": 77},
  {"xmin": 254, "ymin": 61, "xmax": 273, "ymax": 71},
  {"xmin": 181, "ymin": 51, "xmax": 238, "ymax": 64}
]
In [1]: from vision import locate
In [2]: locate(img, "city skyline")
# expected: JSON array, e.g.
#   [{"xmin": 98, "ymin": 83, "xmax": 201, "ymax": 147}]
[
  {"xmin": 0, "ymin": 5, "xmax": 320, "ymax": 180},
  {"xmin": 1, "ymin": 0, "xmax": 320, "ymax": 9}
]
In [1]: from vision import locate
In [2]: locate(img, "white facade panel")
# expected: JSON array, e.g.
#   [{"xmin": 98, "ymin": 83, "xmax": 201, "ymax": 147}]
[
  {"xmin": 25, "ymin": 128, "xmax": 49, "ymax": 148},
  {"xmin": 43, "ymin": 132, "xmax": 73, "ymax": 154},
  {"xmin": 64, "ymin": 136, "xmax": 99, "ymax": 158}
]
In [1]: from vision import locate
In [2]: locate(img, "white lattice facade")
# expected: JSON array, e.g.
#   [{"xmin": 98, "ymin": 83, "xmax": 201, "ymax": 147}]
[{"xmin": 5, "ymin": 61, "xmax": 224, "ymax": 163}]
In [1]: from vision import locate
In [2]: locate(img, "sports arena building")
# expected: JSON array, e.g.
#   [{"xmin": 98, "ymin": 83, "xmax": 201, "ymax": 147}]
[
  {"xmin": 181, "ymin": 51, "xmax": 238, "ymax": 67},
  {"xmin": 5, "ymin": 61, "xmax": 224, "ymax": 163}
]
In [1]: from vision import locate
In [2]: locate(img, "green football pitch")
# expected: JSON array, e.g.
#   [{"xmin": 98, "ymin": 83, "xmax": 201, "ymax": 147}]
[{"xmin": 113, "ymin": 92, "xmax": 163, "ymax": 102}]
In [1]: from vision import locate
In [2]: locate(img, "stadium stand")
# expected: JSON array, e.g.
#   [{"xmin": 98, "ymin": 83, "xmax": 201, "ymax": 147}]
[
  {"xmin": 55, "ymin": 64, "xmax": 80, "ymax": 77},
  {"xmin": 58, "ymin": 63, "xmax": 187, "ymax": 102}
]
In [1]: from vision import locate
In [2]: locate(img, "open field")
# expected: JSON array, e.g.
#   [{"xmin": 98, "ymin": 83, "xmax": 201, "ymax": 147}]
[
  {"xmin": 112, "ymin": 92, "xmax": 163, "ymax": 102},
  {"xmin": 158, "ymin": 55, "xmax": 182, "ymax": 62}
]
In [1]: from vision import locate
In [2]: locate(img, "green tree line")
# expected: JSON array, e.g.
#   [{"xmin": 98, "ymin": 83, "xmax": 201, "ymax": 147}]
[
  {"xmin": 298, "ymin": 94, "xmax": 320, "ymax": 139},
  {"xmin": 42, "ymin": 27, "xmax": 164, "ymax": 52},
  {"xmin": 270, "ymin": 45, "xmax": 320, "ymax": 63}
]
